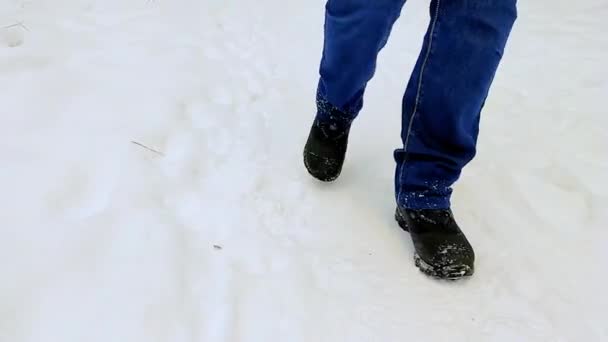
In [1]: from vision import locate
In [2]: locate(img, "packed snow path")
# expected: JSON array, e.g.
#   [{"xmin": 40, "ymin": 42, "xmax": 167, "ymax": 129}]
[{"xmin": 1, "ymin": 0, "xmax": 606, "ymax": 341}]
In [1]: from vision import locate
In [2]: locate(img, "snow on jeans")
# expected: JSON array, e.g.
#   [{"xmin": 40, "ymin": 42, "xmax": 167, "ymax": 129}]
[{"xmin": 315, "ymin": 0, "xmax": 518, "ymax": 209}]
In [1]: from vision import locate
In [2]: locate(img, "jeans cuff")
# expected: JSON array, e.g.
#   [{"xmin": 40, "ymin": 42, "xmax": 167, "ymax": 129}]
[
  {"xmin": 315, "ymin": 97, "xmax": 355, "ymax": 131},
  {"xmin": 399, "ymin": 191, "xmax": 451, "ymax": 210}
]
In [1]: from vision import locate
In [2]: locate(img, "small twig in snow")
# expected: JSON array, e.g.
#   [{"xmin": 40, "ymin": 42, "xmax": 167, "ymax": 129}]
[
  {"xmin": 131, "ymin": 141, "xmax": 164, "ymax": 156},
  {"xmin": 3, "ymin": 22, "xmax": 29, "ymax": 31}
]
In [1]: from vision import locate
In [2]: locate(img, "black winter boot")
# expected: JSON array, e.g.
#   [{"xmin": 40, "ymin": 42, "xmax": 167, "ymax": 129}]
[
  {"xmin": 395, "ymin": 206, "xmax": 475, "ymax": 279},
  {"xmin": 303, "ymin": 117, "xmax": 351, "ymax": 182}
]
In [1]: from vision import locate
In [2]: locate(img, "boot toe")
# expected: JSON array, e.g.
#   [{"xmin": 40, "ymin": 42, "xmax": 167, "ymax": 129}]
[
  {"xmin": 415, "ymin": 253, "xmax": 474, "ymax": 279},
  {"xmin": 414, "ymin": 238, "xmax": 475, "ymax": 279},
  {"xmin": 303, "ymin": 151, "xmax": 342, "ymax": 182}
]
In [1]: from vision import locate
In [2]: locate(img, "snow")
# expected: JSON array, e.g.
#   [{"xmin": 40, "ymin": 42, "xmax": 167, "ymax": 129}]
[{"xmin": 1, "ymin": 0, "xmax": 606, "ymax": 341}]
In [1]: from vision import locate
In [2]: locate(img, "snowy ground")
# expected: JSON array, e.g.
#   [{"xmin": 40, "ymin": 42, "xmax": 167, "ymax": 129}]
[{"xmin": 1, "ymin": 0, "xmax": 607, "ymax": 341}]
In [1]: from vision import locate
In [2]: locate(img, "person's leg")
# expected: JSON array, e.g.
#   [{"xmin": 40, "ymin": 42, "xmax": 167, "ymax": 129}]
[
  {"xmin": 395, "ymin": 0, "xmax": 517, "ymax": 209},
  {"xmin": 316, "ymin": 0, "xmax": 407, "ymax": 127},
  {"xmin": 305, "ymin": 0, "xmax": 406, "ymax": 181}
]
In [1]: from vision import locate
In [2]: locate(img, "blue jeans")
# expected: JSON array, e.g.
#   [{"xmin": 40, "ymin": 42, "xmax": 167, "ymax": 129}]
[{"xmin": 316, "ymin": 0, "xmax": 517, "ymax": 209}]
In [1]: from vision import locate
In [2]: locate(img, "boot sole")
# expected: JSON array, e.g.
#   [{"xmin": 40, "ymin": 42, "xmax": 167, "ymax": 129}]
[{"xmin": 395, "ymin": 208, "xmax": 474, "ymax": 280}]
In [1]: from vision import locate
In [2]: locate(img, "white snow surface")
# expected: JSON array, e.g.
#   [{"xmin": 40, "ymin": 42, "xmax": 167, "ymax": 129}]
[{"xmin": 1, "ymin": 0, "xmax": 607, "ymax": 341}]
